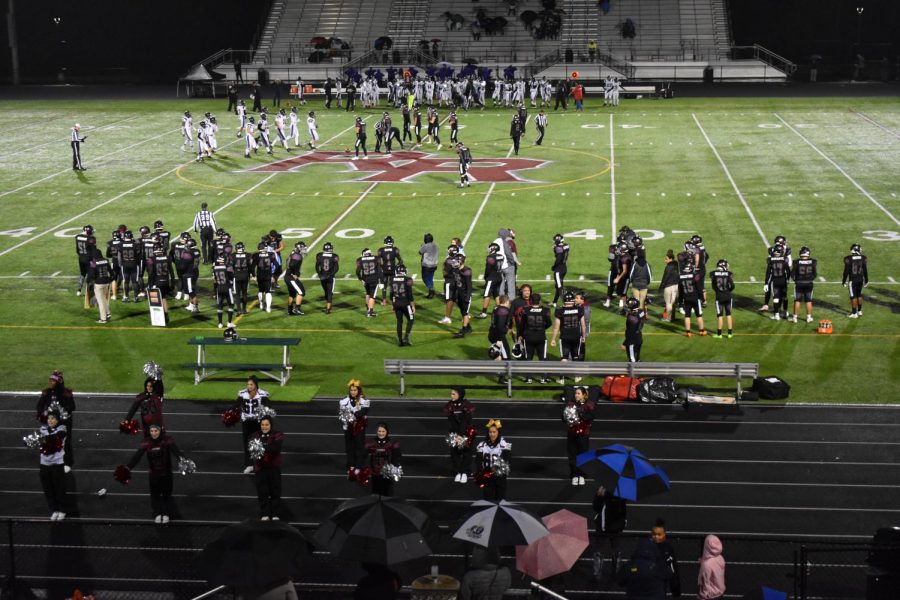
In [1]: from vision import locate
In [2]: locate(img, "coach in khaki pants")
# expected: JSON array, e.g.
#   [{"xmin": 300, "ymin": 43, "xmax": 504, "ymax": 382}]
[{"xmin": 88, "ymin": 249, "xmax": 113, "ymax": 324}]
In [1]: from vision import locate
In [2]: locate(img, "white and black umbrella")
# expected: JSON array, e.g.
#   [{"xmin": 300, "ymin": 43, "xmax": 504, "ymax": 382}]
[{"xmin": 452, "ymin": 500, "xmax": 550, "ymax": 548}]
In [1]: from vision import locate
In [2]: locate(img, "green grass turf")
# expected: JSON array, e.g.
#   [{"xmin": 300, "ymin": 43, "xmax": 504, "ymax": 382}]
[{"xmin": 0, "ymin": 95, "xmax": 898, "ymax": 402}]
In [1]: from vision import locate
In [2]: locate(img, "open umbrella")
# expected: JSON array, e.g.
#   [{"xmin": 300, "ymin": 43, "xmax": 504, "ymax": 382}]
[
  {"xmin": 576, "ymin": 444, "xmax": 670, "ymax": 501},
  {"xmin": 516, "ymin": 509, "xmax": 589, "ymax": 580},
  {"xmin": 310, "ymin": 36, "xmax": 328, "ymax": 46},
  {"xmin": 314, "ymin": 495, "xmax": 440, "ymax": 565},
  {"xmin": 453, "ymin": 500, "xmax": 549, "ymax": 548},
  {"xmin": 198, "ymin": 519, "xmax": 310, "ymax": 588}
]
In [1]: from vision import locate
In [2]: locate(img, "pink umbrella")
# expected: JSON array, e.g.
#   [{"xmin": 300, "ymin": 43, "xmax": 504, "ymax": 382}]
[{"xmin": 515, "ymin": 509, "xmax": 589, "ymax": 581}]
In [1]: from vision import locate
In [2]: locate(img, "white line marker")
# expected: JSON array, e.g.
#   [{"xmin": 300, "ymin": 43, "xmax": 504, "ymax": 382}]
[
  {"xmin": 818, "ymin": 277, "xmax": 826, "ymax": 282},
  {"xmin": 50, "ymin": 271, "xmax": 61, "ymax": 277},
  {"xmin": 19, "ymin": 271, "xmax": 29, "ymax": 277},
  {"xmin": 774, "ymin": 113, "xmax": 900, "ymax": 227},
  {"xmin": 889, "ymin": 277, "xmax": 897, "ymax": 283},
  {"xmin": 609, "ymin": 113, "xmax": 617, "ymax": 238},
  {"xmin": 169, "ymin": 192, "xmax": 176, "ymax": 196},
  {"xmin": 852, "ymin": 110, "xmax": 900, "ymax": 140},
  {"xmin": 217, "ymin": 192, "xmax": 224, "ymax": 196},
  {"xmin": 145, "ymin": 192, "xmax": 152, "ymax": 196},
  {"xmin": 750, "ymin": 276, "xmax": 757, "ymax": 283},
  {"xmin": 74, "ymin": 192, "xmax": 80, "ymax": 196},
  {"xmin": 693, "ymin": 114, "xmax": 768, "ymax": 247},
  {"xmin": 307, "ymin": 182, "xmax": 379, "ymax": 251}
]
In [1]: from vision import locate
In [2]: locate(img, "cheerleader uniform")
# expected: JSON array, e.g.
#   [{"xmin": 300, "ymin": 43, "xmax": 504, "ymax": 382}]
[
  {"xmin": 367, "ymin": 435, "xmax": 402, "ymax": 496},
  {"xmin": 564, "ymin": 398, "xmax": 595, "ymax": 482},
  {"xmin": 233, "ymin": 387, "xmax": 271, "ymax": 469},
  {"xmin": 444, "ymin": 390, "xmax": 475, "ymax": 481},
  {"xmin": 339, "ymin": 395, "xmax": 370, "ymax": 471},
  {"xmin": 249, "ymin": 429, "xmax": 284, "ymax": 520},
  {"xmin": 37, "ymin": 423, "xmax": 68, "ymax": 518},
  {"xmin": 476, "ymin": 436, "xmax": 511, "ymax": 501},
  {"xmin": 126, "ymin": 431, "xmax": 185, "ymax": 520},
  {"xmin": 37, "ymin": 382, "xmax": 76, "ymax": 469},
  {"xmin": 125, "ymin": 391, "xmax": 164, "ymax": 438}
]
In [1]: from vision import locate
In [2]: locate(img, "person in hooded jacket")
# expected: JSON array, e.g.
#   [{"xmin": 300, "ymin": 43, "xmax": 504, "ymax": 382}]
[
  {"xmin": 618, "ymin": 537, "xmax": 669, "ymax": 600},
  {"xmin": 459, "ymin": 545, "xmax": 512, "ymax": 600},
  {"xmin": 444, "ymin": 386, "xmax": 475, "ymax": 483},
  {"xmin": 652, "ymin": 518, "xmax": 682, "ymax": 597},
  {"xmin": 125, "ymin": 378, "xmax": 165, "ymax": 438},
  {"xmin": 696, "ymin": 535, "xmax": 725, "ymax": 600}
]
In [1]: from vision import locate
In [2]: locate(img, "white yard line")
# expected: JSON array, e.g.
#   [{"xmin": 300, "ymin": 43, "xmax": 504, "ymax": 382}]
[
  {"xmin": 460, "ymin": 142, "xmax": 515, "ymax": 248},
  {"xmin": 851, "ymin": 110, "xmax": 900, "ymax": 141},
  {"xmin": 692, "ymin": 113, "xmax": 768, "ymax": 247},
  {"xmin": 307, "ymin": 182, "xmax": 379, "ymax": 250},
  {"xmin": 609, "ymin": 112, "xmax": 617, "ymax": 238},
  {"xmin": 0, "ymin": 115, "xmax": 141, "ymax": 160},
  {"xmin": 0, "ymin": 127, "xmax": 182, "ymax": 198},
  {"xmin": 774, "ymin": 113, "xmax": 900, "ymax": 228}
]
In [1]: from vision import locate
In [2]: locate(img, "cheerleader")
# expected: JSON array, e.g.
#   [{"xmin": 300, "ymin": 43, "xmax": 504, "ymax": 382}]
[
  {"xmin": 475, "ymin": 419, "xmax": 511, "ymax": 501},
  {"xmin": 36, "ymin": 370, "xmax": 76, "ymax": 472},
  {"xmin": 233, "ymin": 376, "xmax": 271, "ymax": 474},
  {"xmin": 564, "ymin": 386, "xmax": 595, "ymax": 486},
  {"xmin": 339, "ymin": 379, "xmax": 370, "ymax": 475},
  {"xmin": 34, "ymin": 410, "xmax": 69, "ymax": 520},
  {"xmin": 124, "ymin": 378, "xmax": 164, "ymax": 438},
  {"xmin": 366, "ymin": 422, "xmax": 401, "ymax": 496},
  {"xmin": 125, "ymin": 423, "xmax": 186, "ymax": 523},
  {"xmin": 444, "ymin": 386, "xmax": 475, "ymax": 483},
  {"xmin": 249, "ymin": 416, "xmax": 284, "ymax": 521}
]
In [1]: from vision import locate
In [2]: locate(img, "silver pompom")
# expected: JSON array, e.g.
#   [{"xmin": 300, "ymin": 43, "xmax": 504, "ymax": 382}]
[
  {"xmin": 339, "ymin": 407, "xmax": 357, "ymax": 427},
  {"xmin": 382, "ymin": 463, "xmax": 403, "ymax": 482},
  {"xmin": 143, "ymin": 361, "xmax": 164, "ymax": 380},
  {"xmin": 492, "ymin": 458, "xmax": 510, "ymax": 478},
  {"xmin": 446, "ymin": 433, "xmax": 466, "ymax": 449},
  {"xmin": 248, "ymin": 438, "xmax": 265, "ymax": 461},
  {"xmin": 23, "ymin": 431, "xmax": 42, "ymax": 449},
  {"xmin": 177, "ymin": 456, "xmax": 197, "ymax": 475},
  {"xmin": 46, "ymin": 400, "xmax": 70, "ymax": 421},
  {"xmin": 257, "ymin": 405, "xmax": 277, "ymax": 420},
  {"xmin": 563, "ymin": 405, "xmax": 580, "ymax": 427}
]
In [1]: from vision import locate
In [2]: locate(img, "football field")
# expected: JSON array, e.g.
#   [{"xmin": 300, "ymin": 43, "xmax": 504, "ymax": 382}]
[{"xmin": 0, "ymin": 95, "xmax": 898, "ymax": 402}]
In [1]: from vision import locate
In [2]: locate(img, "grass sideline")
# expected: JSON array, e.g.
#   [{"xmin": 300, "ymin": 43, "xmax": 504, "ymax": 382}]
[{"xmin": 0, "ymin": 96, "xmax": 898, "ymax": 402}]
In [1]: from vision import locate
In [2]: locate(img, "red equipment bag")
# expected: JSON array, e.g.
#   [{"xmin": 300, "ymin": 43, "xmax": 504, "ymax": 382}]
[{"xmin": 602, "ymin": 376, "xmax": 642, "ymax": 402}]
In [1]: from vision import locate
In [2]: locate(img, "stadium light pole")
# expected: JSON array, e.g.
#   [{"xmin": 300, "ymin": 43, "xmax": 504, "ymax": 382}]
[
  {"xmin": 6, "ymin": 0, "xmax": 19, "ymax": 84},
  {"xmin": 855, "ymin": 7, "xmax": 864, "ymax": 46}
]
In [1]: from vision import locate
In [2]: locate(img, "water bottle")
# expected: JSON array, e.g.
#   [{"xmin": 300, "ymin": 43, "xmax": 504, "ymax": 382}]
[{"xmin": 592, "ymin": 552, "xmax": 603, "ymax": 579}]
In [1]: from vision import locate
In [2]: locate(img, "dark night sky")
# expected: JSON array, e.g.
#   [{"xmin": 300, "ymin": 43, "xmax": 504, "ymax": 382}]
[{"xmin": 2, "ymin": 0, "xmax": 898, "ymax": 82}]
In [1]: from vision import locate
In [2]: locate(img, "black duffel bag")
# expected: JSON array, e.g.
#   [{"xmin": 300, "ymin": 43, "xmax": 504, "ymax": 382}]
[
  {"xmin": 639, "ymin": 377, "xmax": 678, "ymax": 404},
  {"xmin": 752, "ymin": 376, "xmax": 791, "ymax": 400}
]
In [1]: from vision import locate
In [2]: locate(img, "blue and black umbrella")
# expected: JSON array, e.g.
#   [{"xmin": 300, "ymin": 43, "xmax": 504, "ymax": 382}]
[{"xmin": 576, "ymin": 444, "xmax": 670, "ymax": 501}]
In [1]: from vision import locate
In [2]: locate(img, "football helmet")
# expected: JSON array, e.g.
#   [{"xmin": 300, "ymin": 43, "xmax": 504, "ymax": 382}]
[
  {"xmin": 488, "ymin": 345, "xmax": 502, "ymax": 360},
  {"xmin": 448, "ymin": 244, "xmax": 459, "ymax": 256},
  {"xmin": 257, "ymin": 242, "xmax": 267, "ymax": 250},
  {"xmin": 850, "ymin": 243, "xmax": 861, "ymax": 255},
  {"xmin": 383, "ymin": 235, "xmax": 394, "ymax": 246},
  {"xmin": 799, "ymin": 246, "xmax": 811, "ymax": 257},
  {"xmin": 553, "ymin": 233, "xmax": 564, "ymax": 245},
  {"xmin": 774, "ymin": 235, "xmax": 786, "ymax": 246},
  {"xmin": 361, "ymin": 248, "xmax": 372, "ymax": 257},
  {"xmin": 83, "ymin": 225, "xmax": 94, "ymax": 235},
  {"xmin": 204, "ymin": 111, "xmax": 211, "ymax": 119},
  {"xmin": 396, "ymin": 264, "xmax": 408, "ymax": 275},
  {"xmin": 616, "ymin": 241, "xmax": 629, "ymax": 255},
  {"xmin": 184, "ymin": 111, "xmax": 191, "ymax": 118},
  {"xmin": 235, "ymin": 242, "xmax": 245, "ymax": 251},
  {"xmin": 259, "ymin": 113, "xmax": 267, "ymax": 120},
  {"xmin": 632, "ymin": 236, "xmax": 643, "ymax": 248},
  {"xmin": 279, "ymin": 108, "xmax": 286, "ymax": 116},
  {"xmin": 323, "ymin": 242, "xmax": 334, "ymax": 252},
  {"xmin": 139, "ymin": 226, "xmax": 150, "ymax": 236},
  {"xmin": 511, "ymin": 342, "xmax": 525, "ymax": 359},
  {"xmin": 626, "ymin": 297, "xmax": 640, "ymax": 311},
  {"xmin": 717, "ymin": 259, "xmax": 729, "ymax": 270},
  {"xmin": 488, "ymin": 242, "xmax": 500, "ymax": 254},
  {"xmin": 248, "ymin": 116, "xmax": 255, "ymax": 123},
  {"xmin": 772, "ymin": 244, "xmax": 784, "ymax": 257},
  {"xmin": 681, "ymin": 263, "xmax": 695, "ymax": 274},
  {"xmin": 563, "ymin": 290, "xmax": 575, "ymax": 303},
  {"xmin": 123, "ymin": 230, "xmax": 133, "ymax": 239},
  {"xmin": 294, "ymin": 241, "xmax": 307, "ymax": 251},
  {"xmin": 153, "ymin": 220, "xmax": 164, "ymax": 230},
  {"xmin": 308, "ymin": 111, "xmax": 315, "ymax": 118},
  {"xmin": 691, "ymin": 234, "xmax": 703, "ymax": 245}
]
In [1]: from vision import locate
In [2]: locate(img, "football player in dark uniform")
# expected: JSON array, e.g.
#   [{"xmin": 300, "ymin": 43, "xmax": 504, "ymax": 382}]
[
  {"xmin": 385, "ymin": 125, "xmax": 404, "ymax": 153},
  {"xmin": 75, "ymin": 225, "xmax": 96, "ymax": 296},
  {"xmin": 456, "ymin": 142, "xmax": 472, "ymax": 188},
  {"xmin": 106, "ymin": 229, "xmax": 123, "ymax": 301},
  {"xmin": 612, "ymin": 242, "xmax": 632, "ymax": 314},
  {"xmin": 765, "ymin": 244, "xmax": 790, "ymax": 321},
  {"xmin": 842, "ymin": 243, "xmax": 868, "ymax": 318},
  {"xmin": 509, "ymin": 114, "xmax": 523, "ymax": 155},
  {"xmin": 603, "ymin": 243, "xmax": 618, "ymax": 308},
  {"xmin": 448, "ymin": 108, "xmax": 459, "ymax": 144},
  {"xmin": 679, "ymin": 263, "xmax": 706, "ymax": 337},
  {"xmin": 439, "ymin": 245, "xmax": 462, "ymax": 325},
  {"xmin": 402, "ymin": 104, "xmax": 412, "ymax": 141},
  {"xmin": 622, "ymin": 297, "xmax": 644, "ymax": 362},
  {"xmin": 391, "ymin": 264, "xmax": 416, "ymax": 346},
  {"xmin": 252, "ymin": 241, "xmax": 274, "ymax": 313},
  {"xmin": 551, "ymin": 234, "xmax": 570, "ymax": 306},
  {"xmin": 518, "ymin": 293, "xmax": 552, "ymax": 383},
  {"xmin": 689, "ymin": 235, "xmax": 709, "ymax": 305},
  {"xmin": 118, "ymin": 231, "xmax": 140, "ymax": 302},
  {"xmin": 267, "ymin": 230, "xmax": 285, "ymax": 289},
  {"xmin": 759, "ymin": 235, "xmax": 792, "ymax": 312},
  {"xmin": 427, "ymin": 106, "xmax": 441, "ymax": 149},
  {"xmin": 550, "ymin": 291, "xmax": 586, "ymax": 382},
  {"xmin": 489, "ymin": 295, "xmax": 513, "ymax": 361},
  {"xmin": 377, "ymin": 236, "xmax": 402, "ymax": 306},
  {"xmin": 791, "ymin": 247, "xmax": 817, "ymax": 323},
  {"xmin": 212, "ymin": 256, "xmax": 235, "ymax": 329},
  {"xmin": 315, "ymin": 241, "xmax": 339, "ymax": 314},
  {"xmin": 356, "ymin": 248, "xmax": 381, "ymax": 318},
  {"xmin": 285, "ymin": 241, "xmax": 307, "ymax": 316},
  {"xmin": 452, "ymin": 261, "xmax": 474, "ymax": 338},
  {"xmin": 478, "ymin": 242, "xmax": 504, "ymax": 318},
  {"xmin": 231, "ymin": 242, "xmax": 251, "ymax": 315},
  {"xmin": 710, "ymin": 259, "xmax": 735, "ymax": 338},
  {"xmin": 413, "ymin": 105, "xmax": 423, "ymax": 144},
  {"xmin": 169, "ymin": 232, "xmax": 187, "ymax": 301},
  {"xmin": 353, "ymin": 117, "xmax": 368, "ymax": 159},
  {"xmin": 373, "ymin": 120, "xmax": 386, "ymax": 153}
]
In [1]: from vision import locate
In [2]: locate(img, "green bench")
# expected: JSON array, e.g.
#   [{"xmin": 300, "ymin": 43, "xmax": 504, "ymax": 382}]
[{"xmin": 185, "ymin": 337, "xmax": 301, "ymax": 385}]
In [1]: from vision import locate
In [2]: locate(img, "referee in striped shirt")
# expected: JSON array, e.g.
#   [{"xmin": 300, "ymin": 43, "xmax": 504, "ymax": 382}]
[
  {"xmin": 534, "ymin": 110, "xmax": 547, "ymax": 146},
  {"xmin": 193, "ymin": 203, "xmax": 218, "ymax": 264},
  {"xmin": 71, "ymin": 124, "xmax": 87, "ymax": 171}
]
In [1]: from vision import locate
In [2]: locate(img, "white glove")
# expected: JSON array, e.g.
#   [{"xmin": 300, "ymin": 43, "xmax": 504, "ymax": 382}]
[{"xmin": 763, "ymin": 284, "xmax": 769, "ymax": 293}]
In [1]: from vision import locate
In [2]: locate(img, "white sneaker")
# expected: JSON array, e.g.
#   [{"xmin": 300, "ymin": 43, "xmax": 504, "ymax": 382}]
[
  {"xmin": 261, "ymin": 516, "xmax": 270, "ymax": 521},
  {"xmin": 111, "ymin": 295, "xmax": 117, "ymax": 301},
  {"xmin": 806, "ymin": 315, "xmax": 814, "ymax": 323},
  {"xmin": 352, "ymin": 156, "xmax": 359, "ymax": 161},
  {"xmin": 64, "ymin": 466, "xmax": 71, "ymax": 474},
  {"xmin": 602, "ymin": 299, "xmax": 611, "ymax": 308},
  {"xmin": 243, "ymin": 466, "xmax": 254, "ymax": 474},
  {"xmin": 271, "ymin": 516, "xmax": 279, "ymax": 521},
  {"xmin": 454, "ymin": 473, "xmax": 462, "ymax": 483},
  {"xmin": 578, "ymin": 476, "xmax": 586, "ymax": 485},
  {"xmin": 155, "ymin": 515, "xmax": 163, "ymax": 524},
  {"xmin": 438, "ymin": 317, "xmax": 452, "ymax": 324},
  {"xmin": 572, "ymin": 476, "xmax": 579, "ymax": 485},
  {"xmin": 76, "ymin": 290, "xmax": 81, "ymax": 296},
  {"xmin": 790, "ymin": 315, "xmax": 798, "ymax": 323},
  {"xmin": 50, "ymin": 512, "xmax": 60, "ymax": 521},
  {"xmin": 573, "ymin": 377, "xmax": 583, "ymax": 383},
  {"xmin": 849, "ymin": 313, "xmax": 858, "ymax": 319},
  {"xmin": 162, "ymin": 515, "xmax": 170, "ymax": 524},
  {"xmin": 858, "ymin": 310, "xmax": 863, "ymax": 316},
  {"xmin": 175, "ymin": 292, "xmax": 182, "ymax": 300},
  {"xmin": 557, "ymin": 377, "xmax": 565, "ymax": 385},
  {"xmin": 771, "ymin": 314, "xmax": 780, "ymax": 321},
  {"xmin": 460, "ymin": 473, "xmax": 467, "ymax": 483},
  {"xmin": 218, "ymin": 323, "xmax": 224, "ymax": 329},
  {"xmin": 266, "ymin": 305, "xmax": 272, "ymax": 313},
  {"xmin": 56, "ymin": 512, "xmax": 66, "ymax": 521}
]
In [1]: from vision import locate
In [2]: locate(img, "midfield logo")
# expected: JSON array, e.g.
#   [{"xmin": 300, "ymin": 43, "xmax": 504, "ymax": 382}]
[{"xmin": 245, "ymin": 150, "xmax": 551, "ymax": 183}]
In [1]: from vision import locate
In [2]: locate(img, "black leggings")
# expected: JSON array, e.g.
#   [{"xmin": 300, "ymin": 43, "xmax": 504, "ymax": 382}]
[
  {"xmin": 450, "ymin": 445, "xmax": 472, "ymax": 475},
  {"xmin": 149, "ymin": 474, "xmax": 174, "ymax": 516},
  {"xmin": 344, "ymin": 429, "xmax": 365, "ymax": 469},
  {"xmin": 395, "ymin": 305, "xmax": 414, "ymax": 341},
  {"xmin": 40, "ymin": 464, "xmax": 68, "ymax": 512},
  {"xmin": 482, "ymin": 476, "xmax": 507, "ymax": 501},
  {"xmin": 567, "ymin": 434, "xmax": 589, "ymax": 477},
  {"xmin": 255, "ymin": 467, "xmax": 282, "ymax": 518}
]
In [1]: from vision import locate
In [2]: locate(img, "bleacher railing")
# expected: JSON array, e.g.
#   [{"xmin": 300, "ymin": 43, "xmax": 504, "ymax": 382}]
[{"xmin": 733, "ymin": 44, "xmax": 798, "ymax": 75}]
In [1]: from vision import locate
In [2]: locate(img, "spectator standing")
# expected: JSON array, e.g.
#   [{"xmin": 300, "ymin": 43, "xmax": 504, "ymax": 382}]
[
  {"xmin": 272, "ymin": 80, "xmax": 282, "ymax": 107},
  {"xmin": 252, "ymin": 82, "xmax": 263, "ymax": 112},
  {"xmin": 459, "ymin": 545, "xmax": 512, "ymax": 600},
  {"xmin": 233, "ymin": 59, "xmax": 243, "ymax": 83},
  {"xmin": 324, "ymin": 78, "xmax": 334, "ymax": 109},
  {"xmin": 630, "ymin": 249, "xmax": 652, "ymax": 310},
  {"xmin": 618, "ymin": 538, "xmax": 669, "ymax": 600},
  {"xmin": 227, "ymin": 84, "xmax": 238, "ymax": 112},
  {"xmin": 652, "ymin": 518, "xmax": 682, "ymax": 598},
  {"xmin": 419, "ymin": 233, "xmax": 438, "ymax": 299},
  {"xmin": 658, "ymin": 250, "xmax": 679, "ymax": 322},
  {"xmin": 554, "ymin": 79, "xmax": 569, "ymax": 110},
  {"xmin": 592, "ymin": 485, "xmax": 627, "ymax": 579},
  {"xmin": 37, "ymin": 371, "xmax": 76, "ymax": 472},
  {"xmin": 588, "ymin": 39, "xmax": 597, "ymax": 62},
  {"xmin": 570, "ymin": 82, "xmax": 585, "ymax": 112},
  {"xmin": 88, "ymin": 248, "xmax": 114, "ymax": 323},
  {"xmin": 697, "ymin": 535, "xmax": 725, "ymax": 600}
]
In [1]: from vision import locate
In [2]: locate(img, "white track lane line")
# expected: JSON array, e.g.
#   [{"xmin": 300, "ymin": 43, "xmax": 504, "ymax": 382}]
[
  {"xmin": 460, "ymin": 143, "xmax": 515, "ymax": 248},
  {"xmin": 692, "ymin": 113, "xmax": 768, "ymax": 247},
  {"xmin": 0, "ymin": 115, "xmax": 141, "ymax": 160},
  {"xmin": 0, "ymin": 127, "xmax": 182, "ymax": 198},
  {"xmin": 610, "ymin": 112, "xmax": 617, "ymax": 238},
  {"xmin": 774, "ymin": 113, "xmax": 900, "ymax": 228}
]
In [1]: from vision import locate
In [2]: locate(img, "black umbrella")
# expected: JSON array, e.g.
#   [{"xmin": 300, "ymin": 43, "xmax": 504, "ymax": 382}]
[
  {"xmin": 314, "ymin": 495, "xmax": 440, "ymax": 565},
  {"xmin": 198, "ymin": 519, "xmax": 310, "ymax": 588}
]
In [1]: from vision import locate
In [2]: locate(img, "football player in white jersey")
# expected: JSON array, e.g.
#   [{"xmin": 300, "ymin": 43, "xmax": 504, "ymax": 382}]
[
  {"xmin": 289, "ymin": 107, "xmax": 300, "ymax": 146},
  {"xmin": 306, "ymin": 111, "xmax": 319, "ymax": 150},
  {"xmin": 274, "ymin": 109, "xmax": 291, "ymax": 151},
  {"xmin": 257, "ymin": 113, "xmax": 274, "ymax": 155},
  {"xmin": 603, "ymin": 76, "xmax": 614, "ymax": 106},
  {"xmin": 207, "ymin": 116, "xmax": 218, "ymax": 153},
  {"xmin": 612, "ymin": 78, "xmax": 622, "ymax": 106},
  {"xmin": 243, "ymin": 116, "xmax": 259, "ymax": 157},
  {"xmin": 196, "ymin": 121, "xmax": 211, "ymax": 162},
  {"xmin": 181, "ymin": 111, "xmax": 193, "ymax": 151},
  {"xmin": 236, "ymin": 101, "xmax": 247, "ymax": 137}
]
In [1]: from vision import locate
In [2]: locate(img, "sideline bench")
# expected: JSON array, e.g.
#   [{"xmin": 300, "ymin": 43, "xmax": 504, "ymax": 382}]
[
  {"xmin": 184, "ymin": 337, "xmax": 301, "ymax": 385},
  {"xmin": 384, "ymin": 359, "xmax": 758, "ymax": 398}
]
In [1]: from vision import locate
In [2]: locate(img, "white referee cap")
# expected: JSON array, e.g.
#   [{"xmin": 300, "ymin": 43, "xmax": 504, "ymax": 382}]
[{"xmin": 74, "ymin": 123, "xmax": 81, "ymax": 128}]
